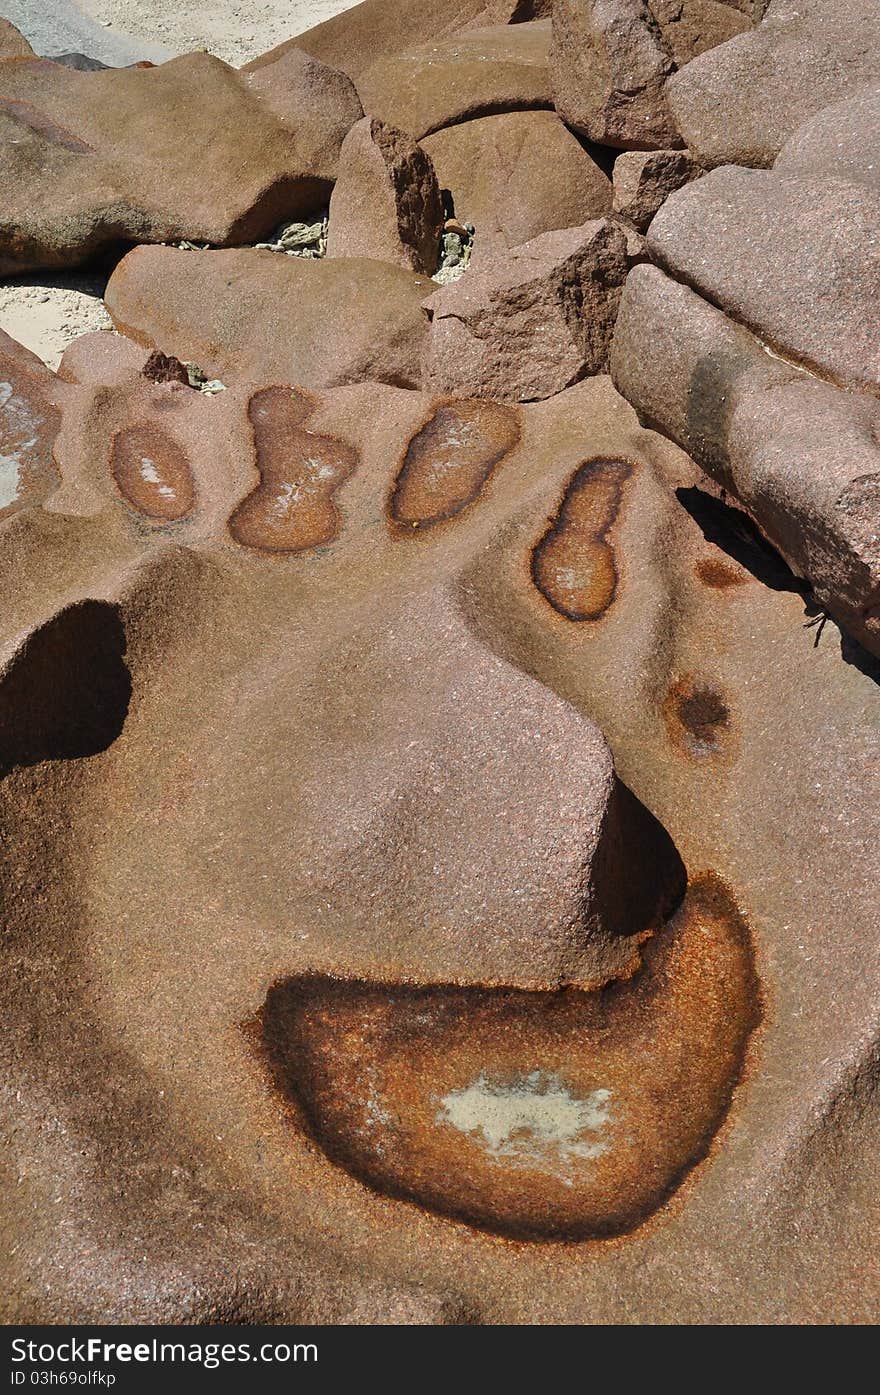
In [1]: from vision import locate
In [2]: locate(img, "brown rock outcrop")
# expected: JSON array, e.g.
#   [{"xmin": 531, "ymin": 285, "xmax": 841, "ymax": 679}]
[
  {"xmin": 355, "ymin": 21, "xmax": 553, "ymax": 140},
  {"xmin": 422, "ymin": 110, "xmax": 612, "ymax": 246},
  {"xmin": 647, "ymin": 164, "xmax": 880, "ymax": 395},
  {"xmin": 0, "ymin": 329, "xmax": 62, "ymax": 521},
  {"xmin": 649, "ymin": 0, "xmax": 752, "ymax": 64},
  {"xmin": 550, "ymin": 0, "xmax": 768, "ymax": 150},
  {"xmin": 1, "ymin": 0, "xmax": 879, "ymax": 1332},
  {"xmin": 326, "ymin": 117, "xmax": 444, "ymax": 274},
  {"xmin": 247, "ymin": 0, "xmax": 553, "ymax": 85},
  {"xmin": 774, "ymin": 85, "xmax": 880, "ymax": 192},
  {"xmin": 104, "ymin": 245, "xmax": 433, "ymax": 390},
  {"xmin": 423, "ymin": 219, "xmax": 628, "ymax": 402},
  {"xmin": 612, "ymin": 147, "xmax": 700, "ymax": 230},
  {"xmin": 0, "ymin": 46, "xmax": 363, "ymax": 274},
  {"xmin": 551, "ymin": 0, "xmax": 680, "ymax": 149},
  {"xmin": 0, "ymin": 18, "xmax": 35, "ymax": 59},
  {"xmin": 666, "ymin": 0, "xmax": 880, "ymax": 167},
  {"xmin": 610, "ymin": 263, "xmax": 880, "ymax": 654},
  {"xmin": 1, "ymin": 333, "xmax": 877, "ymax": 1321}
]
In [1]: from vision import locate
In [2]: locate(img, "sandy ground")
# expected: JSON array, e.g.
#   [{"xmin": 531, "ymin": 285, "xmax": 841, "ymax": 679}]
[
  {"xmin": 77, "ymin": 0, "xmax": 361, "ymax": 67},
  {"xmin": 0, "ymin": 272, "xmax": 114, "ymax": 371},
  {"xmin": 0, "ymin": 1, "xmax": 361, "ymax": 367}
]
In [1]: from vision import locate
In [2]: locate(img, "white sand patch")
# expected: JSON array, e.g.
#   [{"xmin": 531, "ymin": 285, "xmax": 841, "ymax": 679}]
[
  {"xmin": 78, "ymin": 1, "xmax": 364, "ymax": 68},
  {"xmin": 0, "ymin": 272, "xmax": 113, "ymax": 371},
  {"xmin": 437, "ymin": 1071, "xmax": 612, "ymax": 1170}
]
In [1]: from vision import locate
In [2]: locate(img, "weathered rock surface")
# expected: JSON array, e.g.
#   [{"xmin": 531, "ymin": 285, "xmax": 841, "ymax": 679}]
[
  {"xmin": 422, "ymin": 110, "xmax": 612, "ymax": 246},
  {"xmin": 648, "ymin": 0, "xmax": 753, "ymax": 64},
  {"xmin": 0, "ymin": 45, "xmax": 363, "ymax": 274},
  {"xmin": 774, "ymin": 85, "xmax": 880, "ymax": 191},
  {"xmin": 355, "ymin": 21, "xmax": 553, "ymax": 140},
  {"xmin": 249, "ymin": 0, "xmax": 553, "ymax": 85},
  {"xmin": 326, "ymin": 117, "xmax": 444, "ymax": 274},
  {"xmin": 551, "ymin": 0, "xmax": 680, "ymax": 149},
  {"xmin": 0, "ymin": 328, "xmax": 62, "ymax": 520},
  {"xmin": 423, "ymin": 219, "xmax": 628, "ymax": 402},
  {"xmin": 647, "ymin": 164, "xmax": 880, "ymax": 394},
  {"xmin": 2, "ymin": 0, "xmax": 879, "ymax": 1334},
  {"xmin": 1, "ymin": 327, "xmax": 877, "ymax": 1320},
  {"xmin": 611, "ymin": 263, "xmax": 880, "ymax": 654},
  {"xmin": 667, "ymin": 0, "xmax": 880, "ymax": 167},
  {"xmin": 104, "ymin": 245, "xmax": 433, "ymax": 390},
  {"xmin": 612, "ymin": 147, "xmax": 700, "ymax": 230},
  {"xmin": 549, "ymin": 0, "xmax": 759, "ymax": 150}
]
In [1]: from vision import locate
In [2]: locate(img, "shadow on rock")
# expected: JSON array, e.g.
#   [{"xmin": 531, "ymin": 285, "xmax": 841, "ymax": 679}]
[{"xmin": 0, "ymin": 600, "xmax": 131, "ymax": 777}]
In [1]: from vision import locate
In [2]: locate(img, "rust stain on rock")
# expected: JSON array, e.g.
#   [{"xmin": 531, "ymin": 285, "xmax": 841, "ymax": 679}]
[
  {"xmin": 390, "ymin": 399, "xmax": 520, "ymax": 530},
  {"xmin": 229, "ymin": 386, "xmax": 357, "ymax": 554},
  {"xmin": 694, "ymin": 557, "xmax": 748, "ymax": 589},
  {"xmin": 531, "ymin": 458, "xmax": 632, "ymax": 621},
  {"xmin": 260, "ymin": 874, "xmax": 760, "ymax": 1243},
  {"xmin": 110, "ymin": 424, "xmax": 196, "ymax": 521},
  {"xmin": 664, "ymin": 675, "xmax": 733, "ymax": 759}
]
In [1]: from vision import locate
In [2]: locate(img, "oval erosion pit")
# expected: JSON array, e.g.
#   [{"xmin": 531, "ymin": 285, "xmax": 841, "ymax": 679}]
[{"xmin": 259, "ymin": 874, "xmax": 761, "ymax": 1243}]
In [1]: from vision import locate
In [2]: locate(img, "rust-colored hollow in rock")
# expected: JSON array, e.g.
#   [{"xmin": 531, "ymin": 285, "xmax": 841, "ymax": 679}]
[
  {"xmin": 110, "ymin": 424, "xmax": 196, "ymax": 521},
  {"xmin": 229, "ymin": 386, "xmax": 358, "ymax": 554},
  {"xmin": 390, "ymin": 399, "xmax": 520, "ymax": 530},
  {"xmin": 0, "ymin": 362, "xmax": 60, "ymax": 519},
  {"xmin": 260, "ymin": 874, "xmax": 760, "ymax": 1243},
  {"xmin": 531, "ymin": 458, "xmax": 632, "ymax": 621},
  {"xmin": 664, "ymin": 675, "xmax": 733, "ymax": 758},
  {"xmin": 694, "ymin": 557, "xmax": 747, "ymax": 589},
  {"xmin": 246, "ymin": 384, "xmax": 316, "ymax": 434}
]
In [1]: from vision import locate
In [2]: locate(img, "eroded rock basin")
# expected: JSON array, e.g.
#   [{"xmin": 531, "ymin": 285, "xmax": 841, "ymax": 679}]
[{"xmin": 262, "ymin": 874, "xmax": 760, "ymax": 1241}]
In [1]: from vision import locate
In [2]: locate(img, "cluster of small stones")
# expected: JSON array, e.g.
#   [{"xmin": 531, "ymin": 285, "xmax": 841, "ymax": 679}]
[
  {"xmin": 433, "ymin": 218, "xmax": 475, "ymax": 285},
  {"xmin": 255, "ymin": 214, "xmax": 330, "ymax": 259},
  {"xmin": 253, "ymin": 210, "xmax": 475, "ymax": 282}
]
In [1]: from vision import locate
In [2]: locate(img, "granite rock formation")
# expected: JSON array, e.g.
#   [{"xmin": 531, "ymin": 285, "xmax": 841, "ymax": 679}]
[
  {"xmin": 0, "ymin": 0, "xmax": 878, "ymax": 1328},
  {"xmin": 0, "ymin": 44, "xmax": 363, "ymax": 274}
]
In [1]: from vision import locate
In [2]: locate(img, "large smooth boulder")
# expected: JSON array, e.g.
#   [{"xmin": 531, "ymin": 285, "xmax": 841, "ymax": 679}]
[
  {"xmin": 105, "ymin": 246, "xmax": 433, "ymax": 390},
  {"xmin": 647, "ymin": 164, "xmax": 880, "ymax": 395},
  {"xmin": 666, "ymin": 0, "xmax": 880, "ymax": 167},
  {"xmin": 774, "ymin": 85, "xmax": 880, "ymax": 192},
  {"xmin": 423, "ymin": 219, "xmax": 628, "ymax": 401},
  {"xmin": 611, "ymin": 264, "xmax": 880, "ymax": 655},
  {"xmin": 422, "ymin": 110, "xmax": 612, "ymax": 245},
  {"xmin": 1, "ymin": 324, "xmax": 878, "ymax": 1320},
  {"xmin": 0, "ymin": 46, "xmax": 363, "ymax": 274},
  {"xmin": 355, "ymin": 22, "xmax": 553, "ymax": 139},
  {"xmin": 246, "ymin": 0, "xmax": 553, "ymax": 85}
]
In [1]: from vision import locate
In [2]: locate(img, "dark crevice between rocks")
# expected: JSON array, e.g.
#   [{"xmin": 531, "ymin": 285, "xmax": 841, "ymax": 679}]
[
  {"xmin": 840, "ymin": 631, "xmax": 880, "ymax": 687},
  {"xmin": 569, "ymin": 130, "xmax": 618, "ymax": 180},
  {"xmin": 0, "ymin": 600, "xmax": 131, "ymax": 778},
  {"xmin": 677, "ymin": 486, "xmax": 880, "ymax": 682},
  {"xmin": 676, "ymin": 486, "xmax": 807, "ymax": 595}
]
